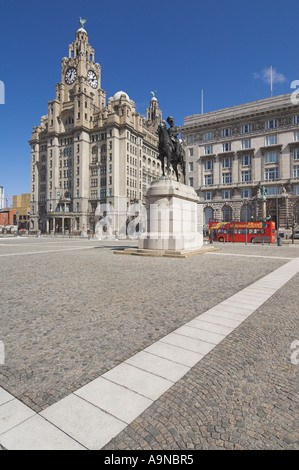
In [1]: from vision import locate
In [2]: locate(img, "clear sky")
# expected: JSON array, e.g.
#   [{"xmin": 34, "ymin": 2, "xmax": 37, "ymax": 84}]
[{"xmin": 1, "ymin": 0, "xmax": 299, "ymax": 202}]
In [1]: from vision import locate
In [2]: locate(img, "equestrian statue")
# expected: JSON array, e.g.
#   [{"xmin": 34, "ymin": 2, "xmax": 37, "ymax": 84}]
[{"xmin": 157, "ymin": 116, "xmax": 186, "ymax": 184}]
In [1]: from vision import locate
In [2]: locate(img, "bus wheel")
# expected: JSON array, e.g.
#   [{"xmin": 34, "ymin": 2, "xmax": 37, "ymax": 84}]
[
  {"xmin": 251, "ymin": 238, "xmax": 255, "ymax": 243},
  {"xmin": 218, "ymin": 237, "xmax": 224, "ymax": 242}
]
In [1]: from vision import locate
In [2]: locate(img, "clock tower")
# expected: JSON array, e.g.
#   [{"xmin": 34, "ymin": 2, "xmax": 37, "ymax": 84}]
[
  {"xmin": 56, "ymin": 25, "xmax": 105, "ymax": 112},
  {"xmin": 29, "ymin": 20, "xmax": 163, "ymax": 236}
]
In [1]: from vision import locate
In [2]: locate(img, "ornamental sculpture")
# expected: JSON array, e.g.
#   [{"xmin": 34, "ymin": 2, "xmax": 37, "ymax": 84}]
[{"xmin": 157, "ymin": 116, "xmax": 186, "ymax": 183}]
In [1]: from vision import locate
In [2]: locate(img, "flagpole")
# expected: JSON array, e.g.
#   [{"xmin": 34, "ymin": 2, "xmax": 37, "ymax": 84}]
[
  {"xmin": 201, "ymin": 89, "xmax": 204, "ymax": 114},
  {"xmin": 270, "ymin": 65, "xmax": 273, "ymax": 97}
]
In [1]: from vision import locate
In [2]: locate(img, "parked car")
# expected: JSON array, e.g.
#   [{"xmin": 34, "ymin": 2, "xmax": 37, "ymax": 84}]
[{"xmin": 294, "ymin": 232, "xmax": 299, "ymax": 239}]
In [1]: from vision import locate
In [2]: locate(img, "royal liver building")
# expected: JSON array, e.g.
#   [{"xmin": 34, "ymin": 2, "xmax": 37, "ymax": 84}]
[
  {"xmin": 29, "ymin": 23, "xmax": 163, "ymax": 235},
  {"xmin": 182, "ymin": 93, "xmax": 299, "ymax": 232}
]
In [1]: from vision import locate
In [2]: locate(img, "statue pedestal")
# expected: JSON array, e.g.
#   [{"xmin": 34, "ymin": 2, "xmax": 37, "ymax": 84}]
[{"xmin": 138, "ymin": 178, "xmax": 203, "ymax": 255}]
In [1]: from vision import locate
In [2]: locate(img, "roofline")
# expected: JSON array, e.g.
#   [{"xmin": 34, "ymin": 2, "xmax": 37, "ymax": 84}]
[{"xmin": 182, "ymin": 92, "xmax": 297, "ymax": 129}]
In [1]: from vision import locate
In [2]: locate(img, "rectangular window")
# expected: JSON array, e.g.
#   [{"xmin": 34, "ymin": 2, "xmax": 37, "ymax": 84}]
[
  {"xmin": 267, "ymin": 186, "xmax": 279, "ymax": 195},
  {"xmin": 241, "ymin": 170, "xmax": 252, "ymax": 182},
  {"xmin": 293, "ymin": 184, "xmax": 299, "ymax": 195},
  {"xmin": 189, "ymin": 148, "xmax": 194, "ymax": 157},
  {"xmin": 294, "ymin": 166, "xmax": 299, "ymax": 178},
  {"xmin": 266, "ymin": 119, "xmax": 277, "ymax": 129},
  {"xmin": 204, "ymin": 175, "xmax": 213, "ymax": 186},
  {"xmin": 265, "ymin": 151, "xmax": 279, "ymax": 163},
  {"xmin": 109, "ymin": 164, "xmax": 112, "ymax": 173},
  {"xmin": 293, "ymin": 149, "xmax": 299, "ymax": 160},
  {"xmin": 241, "ymin": 188, "xmax": 252, "ymax": 198},
  {"xmin": 265, "ymin": 167, "xmax": 279, "ymax": 180},
  {"xmin": 100, "ymin": 189, "xmax": 107, "ymax": 198},
  {"xmin": 203, "ymin": 191, "xmax": 213, "ymax": 201},
  {"xmin": 222, "ymin": 190, "xmax": 232, "ymax": 199},
  {"xmin": 204, "ymin": 131, "xmax": 214, "ymax": 140},
  {"xmin": 189, "ymin": 177, "xmax": 194, "ymax": 187},
  {"xmin": 188, "ymin": 135, "xmax": 194, "ymax": 144},
  {"xmin": 189, "ymin": 162, "xmax": 194, "ymax": 172},
  {"xmin": 242, "ymin": 139, "xmax": 251, "ymax": 149},
  {"xmin": 222, "ymin": 173, "xmax": 232, "ymax": 184},
  {"xmin": 222, "ymin": 128, "xmax": 232, "ymax": 137},
  {"xmin": 294, "ymin": 115, "xmax": 299, "ymax": 124},
  {"xmin": 204, "ymin": 145, "xmax": 213, "ymax": 155},
  {"xmin": 241, "ymin": 124, "xmax": 252, "ymax": 134},
  {"xmin": 222, "ymin": 143, "xmax": 231, "ymax": 152},
  {"xmin": 265, "ymin": 135, "xmax": 277, "ymax": 146},
  {"xmin": 241, "ymin": 155, "xmax": 252, "ymax": 166},
  {"xmin": 222, "ymin": 157, "xmax": 232, "ymax": 168},
  {"xmin": 204, "ymin": 160, "xmax": 213, "ymax": 170}
]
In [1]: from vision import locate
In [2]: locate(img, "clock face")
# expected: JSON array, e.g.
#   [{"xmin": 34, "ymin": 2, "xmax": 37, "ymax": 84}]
[
  {"xmin": 65, "ymin": 67, "xmax": 77, "ymax": 85},
  {"xmin": 87, "ymin": 70, "xmax": 98, "ymax": 89}
]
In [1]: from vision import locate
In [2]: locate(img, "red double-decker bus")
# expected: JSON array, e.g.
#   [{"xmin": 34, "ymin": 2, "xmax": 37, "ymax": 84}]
[{"xmin": 209, "ymin": 219, "xmax": 276, "ymax": 243}]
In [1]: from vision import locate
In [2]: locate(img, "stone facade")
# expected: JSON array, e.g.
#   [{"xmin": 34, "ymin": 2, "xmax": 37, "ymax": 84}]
[
  {"xmin": 181, "ymin": 94, "xmax": 299, "ymax": 232},
  {"xmin": 29, "ymin": 26, "xmax": 164, "ymax": 236}
]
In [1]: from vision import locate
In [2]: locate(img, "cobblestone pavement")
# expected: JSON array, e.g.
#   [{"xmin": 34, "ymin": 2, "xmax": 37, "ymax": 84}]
[
  {"xmin": 0, "ymin": 238, "xmax": 298, "ymax": 449},
  {"xmin": 103, "ymin": 273, "xmax": 299, "ymax": 450}
]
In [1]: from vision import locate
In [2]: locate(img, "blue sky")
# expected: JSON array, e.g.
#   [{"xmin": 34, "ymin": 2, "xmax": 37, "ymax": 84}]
[{"xmin": 1, "ymin": 0, "xmax": 299, "ymax": 201}]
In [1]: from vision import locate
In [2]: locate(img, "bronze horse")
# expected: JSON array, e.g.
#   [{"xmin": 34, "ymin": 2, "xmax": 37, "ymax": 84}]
[{"xmin": 157, "ymin": 120, "xmax": 186, "ymax": 183}]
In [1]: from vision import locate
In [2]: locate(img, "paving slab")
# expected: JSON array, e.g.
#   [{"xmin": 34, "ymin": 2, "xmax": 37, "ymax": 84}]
[
  {"xmin": 0, "ymin": 399, "xmax": 35, "ymax": 435},
  {"xmin": 143, "ymin": 342, "xmax": 204, "ymax": 368},
  {"xmin": 0, "ymin": 414, "xmax": 85, "ymax": 450},
  {"xmin": 161, "ymin": 333, "xmax": 216, "ymax": 356},
  {"xmin": 174, "ymin": 325, "xmax": 225, "ymax": 345},
  {"xmin": 102, "ymin": 363, "xmax": 174, "ymax": 401},
  {"xmin": 0, "ymin": 388, "xmax": 14, "ymax": 406},
  {"xmin": 40, "ymin": 394, "xmax": 127, "ymax": 450},
  {"xmin": 125, "ymin": 351, "xmax": 190, "ymax": 383},
  {"xmin": 75, "ymin": 376, "xmax": 153, "ymax": 424}
]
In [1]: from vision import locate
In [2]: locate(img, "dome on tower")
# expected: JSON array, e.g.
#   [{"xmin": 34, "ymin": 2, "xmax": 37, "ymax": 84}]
[{"xmin": 113, "ymin": 90, "xmax": 130, "ymax": 101}]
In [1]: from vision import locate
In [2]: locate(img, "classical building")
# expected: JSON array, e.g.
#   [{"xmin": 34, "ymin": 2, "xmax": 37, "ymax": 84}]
[
  {"xmin": 181, "ymin": 93, "xmax": 299, "ymax": 231},
  {"xmin": 29, "ymin": 24, "xmax": 163, "ymax": 235}
]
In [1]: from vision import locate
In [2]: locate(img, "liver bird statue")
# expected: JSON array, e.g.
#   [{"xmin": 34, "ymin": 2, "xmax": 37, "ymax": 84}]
[{"xmin": 79, "ymin": 17, "xmax": 87, "ymax": 29}]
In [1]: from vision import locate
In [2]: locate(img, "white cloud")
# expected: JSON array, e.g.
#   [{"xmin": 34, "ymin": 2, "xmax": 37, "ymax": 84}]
[{"xmin": 253, "ymin": 67, "xmax": 286, "ymax": 85}]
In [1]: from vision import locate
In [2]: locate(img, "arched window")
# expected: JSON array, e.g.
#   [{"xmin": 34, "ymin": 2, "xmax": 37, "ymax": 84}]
[
  {"xmin": 222, "ymin": 206, "xmax": 232, "ymax": 222},
  {"xmin": 205, "ymin": 207, "xmax": 213, "ymax": 225},
  {"xmin": 240, "ymin": 205, "xmax": 252, "ymax": 222}
]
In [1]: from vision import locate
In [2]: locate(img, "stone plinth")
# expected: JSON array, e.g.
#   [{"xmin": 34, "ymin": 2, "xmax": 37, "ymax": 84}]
[{"xmin": 138, "ymin": 178, "xmax": 203, "ymax": 253}]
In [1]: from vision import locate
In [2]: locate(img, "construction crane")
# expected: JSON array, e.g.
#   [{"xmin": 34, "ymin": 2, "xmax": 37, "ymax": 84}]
[{"xmin": 0, "ymin": 195, "xmax": 13, "ymax": 209}]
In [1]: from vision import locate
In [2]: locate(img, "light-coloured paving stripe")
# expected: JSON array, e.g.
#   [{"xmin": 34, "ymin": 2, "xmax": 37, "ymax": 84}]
[
  {"xmin": 0, "ymin": 246, "xmax": 96, "ymax": 257},
  {"xmin": 1, "ymin": 256, "xmax": 298, "ymax": 450},
  {"xmin": 206, "ymin": 252, "xmax": 294, "ymax": 260}
]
